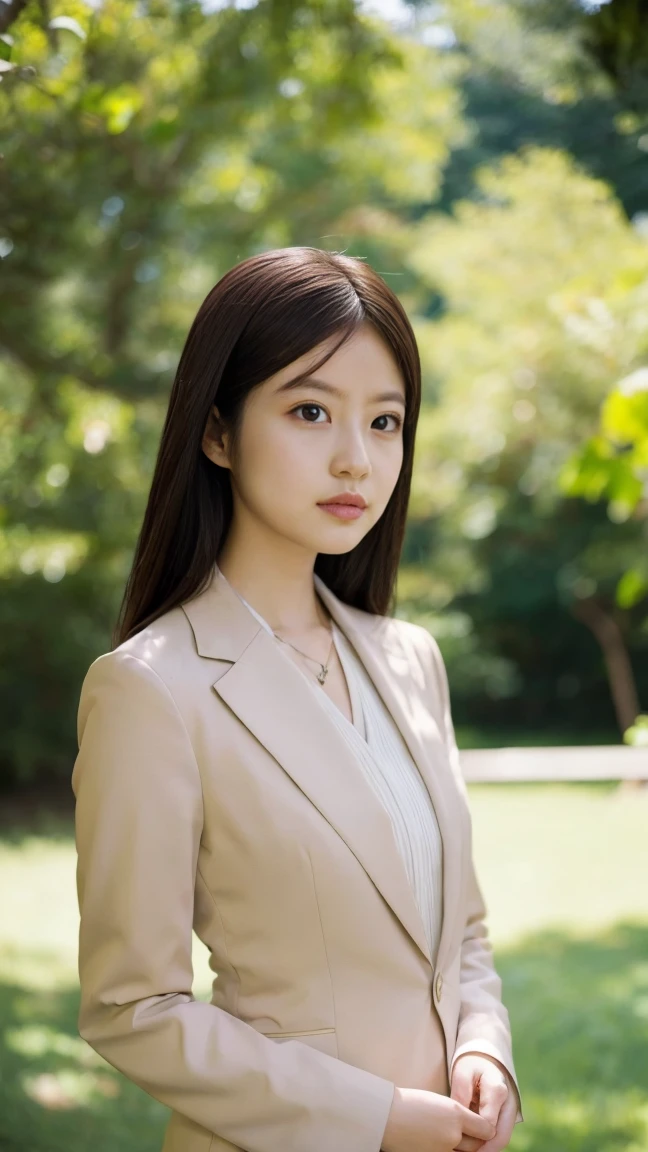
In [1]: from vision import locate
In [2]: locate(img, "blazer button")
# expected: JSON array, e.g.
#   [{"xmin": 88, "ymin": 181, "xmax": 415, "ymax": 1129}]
[{"xmin": 435, "ymin": 972, "xmax": 443, "ymax": 1001}]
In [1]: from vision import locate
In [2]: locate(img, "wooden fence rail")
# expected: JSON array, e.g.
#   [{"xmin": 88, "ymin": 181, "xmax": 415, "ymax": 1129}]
[{"xmin": 459, "ymin": 745, "xmax": 648, "ymax": 783}]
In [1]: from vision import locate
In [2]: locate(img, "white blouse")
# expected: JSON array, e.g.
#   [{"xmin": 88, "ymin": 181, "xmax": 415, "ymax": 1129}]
[{"xmin": 222, "ymin": 570, "xmax": 444, "ymax": 967}]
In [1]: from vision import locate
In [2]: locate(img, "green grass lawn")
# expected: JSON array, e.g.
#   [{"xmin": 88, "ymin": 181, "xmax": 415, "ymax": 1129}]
[{"xmin": 1, "ymin": 783, "xmax": 647, "ymax": 1151}]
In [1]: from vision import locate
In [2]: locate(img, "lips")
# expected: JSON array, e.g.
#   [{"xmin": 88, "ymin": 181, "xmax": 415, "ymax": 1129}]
[
  {"xmin": 318, "ymin": 494, "xmax": 367, "ymax": 508},
  {"xmin": 317, "ymin": 495, "xmax": 367, "ymax": 521}
]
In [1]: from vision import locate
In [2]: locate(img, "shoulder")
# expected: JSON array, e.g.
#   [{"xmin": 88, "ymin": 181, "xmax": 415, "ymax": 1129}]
[
  {"xmin": 342, "ymin": 591, "xmax": 445, "ymax": 669},
  {"xmin": 79, "ymin": 602, "xmax": 198, "ymax": 707},
  {"xmin": 351, "ymin": 603, "xmax": 448, "ymax": 700},
  {"xmin": 72, "ymin": 609, "xmax": 205, "ymax": 802},
  {"xmin": 375, "ymin": 611, "xmax": 444, "ymax": 669},
  {"xmin": 392, "ymin": 617, "xmax": 447, "ymax": 696},
  {"xmin": 375, "ymin": 613, "xmax": 453, "ymax": 718},
  {"xmin": 392, "ymin": 616, "xmax": 438, "ymax": 651}
]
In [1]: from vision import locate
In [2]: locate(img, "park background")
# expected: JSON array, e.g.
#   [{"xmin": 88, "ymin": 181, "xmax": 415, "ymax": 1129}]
[{"xmin": 1, "ymin": 0, "xmax": 648, "ymax": 1148}]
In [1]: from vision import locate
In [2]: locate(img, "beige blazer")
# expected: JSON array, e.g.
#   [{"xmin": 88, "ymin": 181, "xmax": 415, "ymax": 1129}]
[{"xmin": 72, "ymin": 563, "xmax": 523, "ymax": 1152}]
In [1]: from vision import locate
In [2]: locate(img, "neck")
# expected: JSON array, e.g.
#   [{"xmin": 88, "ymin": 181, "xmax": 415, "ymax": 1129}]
[{"xmin": 216, "ymin": 544, "xmax": 330, "ymax": 636}]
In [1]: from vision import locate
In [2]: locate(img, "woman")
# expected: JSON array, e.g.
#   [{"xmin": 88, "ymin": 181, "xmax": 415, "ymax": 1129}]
[{"xmin": 72, "ymin": 246, "xmax": 523, "ymax": 1152}]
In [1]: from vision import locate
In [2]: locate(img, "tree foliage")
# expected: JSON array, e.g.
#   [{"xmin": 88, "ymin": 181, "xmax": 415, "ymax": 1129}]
[{"xmin": 0, "ymin": 0, "xmax": 463, "ymax": 784}]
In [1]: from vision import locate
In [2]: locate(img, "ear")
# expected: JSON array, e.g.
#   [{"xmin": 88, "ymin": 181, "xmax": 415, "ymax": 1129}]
[{"xmin": 202, "ymin": 405, "xmax": 231, "ymax": 469}]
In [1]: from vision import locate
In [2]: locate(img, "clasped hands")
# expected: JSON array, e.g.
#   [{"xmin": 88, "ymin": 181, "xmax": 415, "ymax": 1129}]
[{"xmin": 449, "ymin": 1053, "xmax": 519, "ymax": 1152}]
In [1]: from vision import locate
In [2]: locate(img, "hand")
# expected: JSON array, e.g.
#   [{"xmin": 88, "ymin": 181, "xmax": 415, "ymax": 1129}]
[
  {"xmin": 450, "ymin": 1054, "xmax": 519, "ymax": 1152},
  {"xmin": 381, "ymin": 1085, "xmax": 497, "ymax": 1152}
]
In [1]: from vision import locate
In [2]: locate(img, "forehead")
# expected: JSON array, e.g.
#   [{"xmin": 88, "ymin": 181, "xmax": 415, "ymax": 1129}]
[{"xmin": 266, "ymin": 324, "xmax": 405, "ymax": 397}]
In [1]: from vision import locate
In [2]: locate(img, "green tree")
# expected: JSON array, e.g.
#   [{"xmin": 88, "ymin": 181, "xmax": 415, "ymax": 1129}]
[
  {"xmin": 400, "ymin": 145, "xmax": 648, "ymax": 736},
  {"xmin": 0, "ymin": 0, "xmax": 463, "ymax": 785}
]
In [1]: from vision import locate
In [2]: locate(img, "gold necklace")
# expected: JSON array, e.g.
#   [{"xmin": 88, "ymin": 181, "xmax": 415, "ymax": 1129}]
[{"xmin": 273, "ymin": 627, "xmax": 336, "ymax": 684}]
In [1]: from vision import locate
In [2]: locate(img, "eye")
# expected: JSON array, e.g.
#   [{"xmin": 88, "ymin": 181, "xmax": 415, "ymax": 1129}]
[
  {"xmin": 289, "ymin": 404, "xmax": 403, "ymax": 432},
  {"xmin": 291, "ymin": 403, "xmax": 328, "ymax": 423},
  {"xmin": 374, "ymin": 413, "xmax": 403, "ymax": 433}
]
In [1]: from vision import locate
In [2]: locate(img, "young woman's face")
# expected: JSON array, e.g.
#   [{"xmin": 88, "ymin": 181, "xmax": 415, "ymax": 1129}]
[{"xmin": 205, "ymin": 322, "xmax": 406, "ymax": 559}]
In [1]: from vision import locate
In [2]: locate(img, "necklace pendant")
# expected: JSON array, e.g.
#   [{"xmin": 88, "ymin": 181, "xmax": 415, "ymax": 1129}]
[{"xmin": 317, "ymin": 667, "xmax": 328, "ymax": 684}]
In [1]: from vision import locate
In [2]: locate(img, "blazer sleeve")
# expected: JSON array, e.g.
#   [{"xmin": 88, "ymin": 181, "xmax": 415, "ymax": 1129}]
[
  {"xmin": 72, "ymin": 650, "xmax": 395, "ymax": 1152},
  {"xmin": 424, "ymin": 633, "xmax": 524, "ymax": 1125}
]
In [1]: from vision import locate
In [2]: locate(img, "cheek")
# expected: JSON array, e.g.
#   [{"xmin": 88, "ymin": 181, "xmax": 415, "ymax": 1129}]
[
  {"xmin": 377, "ymin": 442, "xmax": 404, "ymax": 492},
  {"xmin": 236, "ymin": 420, "xmax": 317, "ymax": 504}
]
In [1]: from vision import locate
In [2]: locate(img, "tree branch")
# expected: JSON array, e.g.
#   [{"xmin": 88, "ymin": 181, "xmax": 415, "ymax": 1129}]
[
  {"xmin": 0, "ymin": 0, "xmax": 29, "ymax": 35},
  {"xmin": 570, "ymin": 595, "xmax": 640, "ymax": 734}
]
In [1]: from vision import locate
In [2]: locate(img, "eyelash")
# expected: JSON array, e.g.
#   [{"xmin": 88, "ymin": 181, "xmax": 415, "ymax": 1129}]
[{"xmin": 289, "ymin": 403, "xmax": 403, "ymax": 433}]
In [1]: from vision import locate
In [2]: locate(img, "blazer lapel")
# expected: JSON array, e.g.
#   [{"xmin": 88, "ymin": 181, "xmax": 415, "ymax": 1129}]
[
  {"xmin": 314, "ymin": 575, "xmax": 464, "ymax": 973},
  {"xmin": 182, "ymin": 564, "xmax": 462, "ymax": 972}
]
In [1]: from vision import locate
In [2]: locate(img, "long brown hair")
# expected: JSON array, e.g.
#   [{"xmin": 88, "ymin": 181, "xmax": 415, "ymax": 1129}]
[{"xmin": 113, "ymin": 246, "xmax": 421, "ymax": 647}]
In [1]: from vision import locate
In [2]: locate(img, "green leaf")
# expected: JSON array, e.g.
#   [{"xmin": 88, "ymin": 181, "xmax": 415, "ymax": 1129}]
[
  {"xmin": 48, "ymin": 16, "xmax": 87, "ymax": 40},
  {"xmin": 616, "ymin": 568, "xmax": 648, "ymax": 609},
  {"xmin": 0, "ymin": 34, "xmax": 13, "ymax": 63}
]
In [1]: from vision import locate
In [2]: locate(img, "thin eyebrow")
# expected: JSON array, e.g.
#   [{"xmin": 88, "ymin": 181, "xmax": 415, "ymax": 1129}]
[{"xmin": 274, "ymin": 374, "xmax": 406, "ymax": 407}]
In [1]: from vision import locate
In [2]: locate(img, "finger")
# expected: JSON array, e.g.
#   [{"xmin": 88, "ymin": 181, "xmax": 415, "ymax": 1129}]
[
  {"xmin": 476, "ymin": 1070, "xmax": 509, "ymax": 1129},
  {"xmin": 454, "ymin": 1137, "xmax": 486, "ymax": 1152},
  {"xmin": 450, "ymin": 1063, "xmax": 476, "ymax": 1110},
  {"xmin": 457, "ymin": 1102, "xmax": 497, "ymax": 1143},
  {"xmin": 475, "ymin": 1092, "xmax": 518, "ymax": 1152}
]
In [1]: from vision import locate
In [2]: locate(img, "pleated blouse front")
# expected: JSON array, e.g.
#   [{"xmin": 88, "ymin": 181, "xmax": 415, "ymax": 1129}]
[{"xmin": 228, "ymin": 576, "xmax": 445, "ymax": 968}]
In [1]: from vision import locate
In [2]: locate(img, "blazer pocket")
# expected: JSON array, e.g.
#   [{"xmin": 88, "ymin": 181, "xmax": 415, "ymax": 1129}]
[
  {"xmin": 262, "ymin": 1026, "xmax": 336, "ymax": 1038},
  {"xmin": 260, "ymin": 1026, "xmax": 339, "ymax": 1059}
]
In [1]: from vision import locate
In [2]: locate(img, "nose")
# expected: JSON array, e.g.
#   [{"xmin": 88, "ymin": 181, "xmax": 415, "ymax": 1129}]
[{"xmin": 331, "ymin": 424, "xmax": 371, "ymax": 479}]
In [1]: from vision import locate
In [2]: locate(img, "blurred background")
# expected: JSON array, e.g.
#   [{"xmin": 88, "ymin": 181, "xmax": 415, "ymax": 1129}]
[{"xmin": 1, "ymin": 0, "xmax": 648, "ymax": 1147}]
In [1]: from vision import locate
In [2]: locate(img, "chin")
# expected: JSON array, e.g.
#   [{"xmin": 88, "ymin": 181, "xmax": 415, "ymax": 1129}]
[
  {"xmin": 286, "ymin": 514, "xmax": 372, "ymax": 555},
  {"xmin": 316, "ymin": 534, "xmax": 369, "ymax": 556}
]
